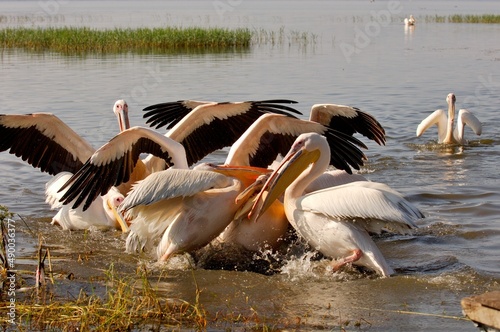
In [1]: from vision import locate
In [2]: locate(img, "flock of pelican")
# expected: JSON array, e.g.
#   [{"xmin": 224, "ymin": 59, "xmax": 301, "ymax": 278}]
[
  {"xmin": 404, "ymin": 15, "xmax": 416, "ymax": 26},
  {"xmin": 0, "ymin": 93, "xmax": 482, "ymax": 277}
]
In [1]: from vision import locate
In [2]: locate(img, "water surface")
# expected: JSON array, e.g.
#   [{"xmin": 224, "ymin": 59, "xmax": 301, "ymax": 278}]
[{"xmin": 0, "ymin": 1, "xmax": 499, "ymax": 330}]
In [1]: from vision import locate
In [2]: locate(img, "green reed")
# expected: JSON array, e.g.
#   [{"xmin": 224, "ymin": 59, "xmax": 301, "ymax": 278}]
[
  {"xmin": 0, "ymin": 26, "xmax": 252, "ymax": 54},
  {"xmin": 424, "ymin": 14, "xmax": 500, "ymax": 24}
]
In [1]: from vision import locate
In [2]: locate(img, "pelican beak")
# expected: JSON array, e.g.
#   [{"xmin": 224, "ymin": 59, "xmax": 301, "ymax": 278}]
[
  {"xmin": 108, "ymin": 200, "xmax": 129, "ymax": 233},
  {"xmin": 116, "ymin": 103, "xmax": 130, "ymax": 132},
  {"xmin": 210, "ymin": 164, "xmax": 270, "ymax": 188},
  {"xmin": 232, "ymin": 174, "xmax": 269, "ymax": 220},
  {"xmin": 235, "ymin": 173, "xmax": 268, "ymax": 203},
  {"xmin": 248, "ymin": 147, "xmax": 320, "ymax": 222}
]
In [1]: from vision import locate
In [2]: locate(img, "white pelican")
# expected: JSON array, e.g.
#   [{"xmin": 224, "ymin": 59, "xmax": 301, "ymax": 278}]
[
  {"xmin": 416, "ymin": 93, "xmax": 482, "ymax": 145},
  {"xmin": 248, "ymin": 133, "xmax": 420, "ymax": 277},
  {"xmin": 122, "ymin": 163, "xmax": 269, "ymax": 261},
  {"xmin": 211, "ymin": 166, "xmax": 288, "ymax": 252},
  {"xmin": 0, "ymin": 100, "xmax": 130, "ymax": 231},
  {"xmin": 217, "ymin": 104, "xmax": 386, "ymax": 252},
  {"xmin": 404, "ymin": 15, "xmax": 416, "ymax": 26},
  {"xmin": 59, "ymin": 99, "xmax": 302, "ymax": 210}
]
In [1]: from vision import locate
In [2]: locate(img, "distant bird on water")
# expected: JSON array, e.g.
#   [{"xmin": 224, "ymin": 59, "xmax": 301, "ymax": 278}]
[
  {"xmin": 404, "ymin": 15, "xmax": 416, "ymax": 26},
  {"xmin": 416, "ymin": 93, "xmax": 482, "ymax": 145}
]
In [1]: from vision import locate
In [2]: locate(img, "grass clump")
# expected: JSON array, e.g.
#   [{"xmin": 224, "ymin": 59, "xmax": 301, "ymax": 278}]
[
  {"xmin": 424, "ymin": 14, "xmax": 500, "ymax": 24},
  {"xmin": 448, "ymin": 14, "xmax": 500, "ymax": 23},
  {"xmin": 0, "ymin": 206, "xmax": 13, "ymax": 222},
  {"xmin": 0, "ymin": 26, "xmax": 252, "ymax": 54},
  {"xmin": 0, "ymin": 25, "xmax": 320, "ymax": 55},
  {"xmin": 0, "ymin": 263, "xmax": 208, "ymax": 331}
]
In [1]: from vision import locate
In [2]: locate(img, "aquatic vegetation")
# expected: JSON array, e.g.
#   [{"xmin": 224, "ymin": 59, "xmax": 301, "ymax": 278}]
[
  {"xmin": 423, "ymin": 14, "xmax": 500, "ymax": 24},
  {"xmin": 0, "ymin": 26, "xmax": 253, "ymax": 55},
  {"xmin": 447, "ymin": 14, "xmax": 500, "ymax": 23},
  {"xmin": 252, "ymin": 26, "xmax": 317, "ymax": 46},
  {"xmin": 0, "ymin": 205, "xmax": 13, "ymax": 222},
  {"xmin": 0, "ymin": 263, "xmax": 208, "ymax": 331},
  {"xmin": 0, "ymin": 206, "xmax": 14, "ymax": 274},
  {"xmin": 0, "ymin": 25, "xmax": 319, "ymax": 55}
]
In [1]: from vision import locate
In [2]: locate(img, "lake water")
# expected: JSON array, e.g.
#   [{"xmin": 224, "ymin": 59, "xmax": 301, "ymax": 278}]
[{"xmin": 1, "ymin": 0, "xmax": 499, "ymax": 330}]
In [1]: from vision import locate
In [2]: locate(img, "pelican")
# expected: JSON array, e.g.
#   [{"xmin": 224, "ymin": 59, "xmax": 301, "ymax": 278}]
[
  {"xmin": 122, "ymin": 163, "xmax": 270, "ymax": 261},
  {"xmin": 0, "ymin": 100, "xmax": 130, "ymax": 231},
  {"xmin": 59, "ymin": 99, "xmax": 302, "ymax": 210},
  {"xmin": 212, "ymin": 166, "xmax": 289, "ymax": 252},
  {"xmin": 416, "ymin": 93, "xmax": 482, "ymax": 145},
  {"xmin": 217, "ymin": 104, "xmax": 386, "ymax": 252},
  {"xmin": 248, "ymin": 133, "xmax": 420, "ymax": 277},
  {"xmin": 404, "ymin": 15, "xmax": 416, "ymax": 26}
]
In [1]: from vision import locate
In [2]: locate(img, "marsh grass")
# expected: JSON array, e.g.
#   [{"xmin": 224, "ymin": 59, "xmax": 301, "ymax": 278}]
[
  {"xmin": 0, "ymin": 26, "xmax": 253, "ymax": 55},
  {"xmin": 1, "ymin": 263, "xmax": 209, "ymax": 331},
  {"xmin": 0, "ymin": 25, "xmax": 321, "ymax": 55},
  {"xmin": 423, "ymin": 14, "xmax": 500, "ymax": 24},
  {"xmin": 0, "ymin": 206, "xmax": 13, "ymax": 222},
  {"xmin": 0, "ymin": 220, "xmax": 271, "ymax": 332},
  {"xmin": 1, "ymin": 262, "xmax": 280, "ymax": 331}
]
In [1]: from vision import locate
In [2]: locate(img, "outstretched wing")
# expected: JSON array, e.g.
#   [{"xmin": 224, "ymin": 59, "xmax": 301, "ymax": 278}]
[
  {"xmin": 144, "ymin": 99, "xmax": 301, "ymax": 130},
  {"xmin": 416, "ymin": 109, "xmax": 447, "ymax": 142},
  {"xmin": 0, "ymin": 113, "xmax": 94, "ymax": 175},
  {"xmin": 59, "ymin": 126, "xmax": 187, "ymax": 210},
  {"xmin": 225, "ymin": 113, "xmax": 368, "ymax": 172},
  {"xmin": 120, "ymin": 168, "xmax": 231, "ymax": 212},
  {"xmin": 143, "ymin": 100, "xmax": 213, "ymax": 129},
  {"xmin": 147, "ymin": 99, "xmax": 302, "ymax": 166},
  {"xmin": 456, "ymin": 109, "xmax": 482, "ymax": 138},
  {"xmin": 310, "ymin": 104, "xmax": 386, "ymax": 146}
]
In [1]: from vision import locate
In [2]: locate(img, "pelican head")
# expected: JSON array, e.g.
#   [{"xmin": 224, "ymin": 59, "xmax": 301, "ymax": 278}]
[
  {"xmin": 249, "ymin": 133, "xmax": 325, "ymax": 222},
  {"xmin": 446, "ymin": 93, "xmax": 456, "ymax": 120},
  {"xmin": 113, "ymin": 99, "xmax": 130, "ymax": 132},
  {"xmin": 102, "ymin": 187, "xmax": 129, "ymax": 232}
]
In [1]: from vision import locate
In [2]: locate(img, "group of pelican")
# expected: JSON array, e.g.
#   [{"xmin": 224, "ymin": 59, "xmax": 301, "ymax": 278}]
[
  {"xmin": 404, "ymin": 15, "xmax": 416, "ymax": 26},
  {"xmin": 0, "ymin": 92, "xmax": 480, "ymax": 277}
]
